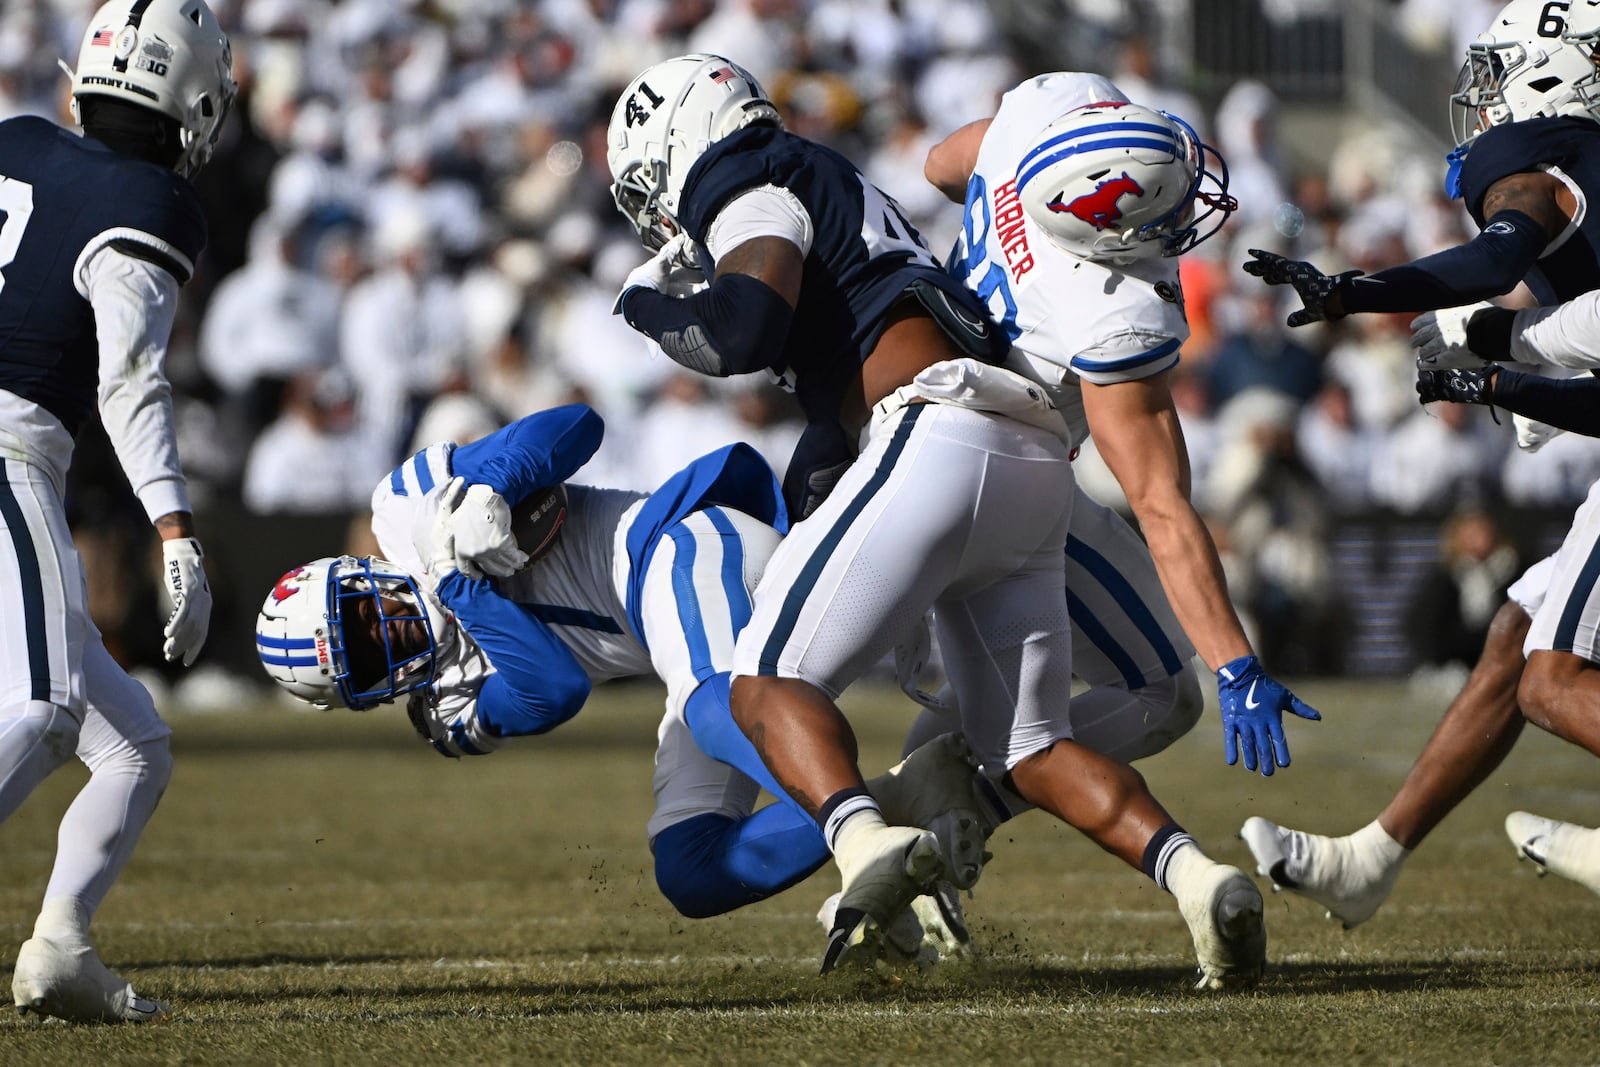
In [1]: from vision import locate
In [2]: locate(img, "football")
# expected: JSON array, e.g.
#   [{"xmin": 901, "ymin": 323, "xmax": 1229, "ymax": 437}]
[{"xmin": 509, "ymin": 484, "xmax": 569, "ymax": 568}]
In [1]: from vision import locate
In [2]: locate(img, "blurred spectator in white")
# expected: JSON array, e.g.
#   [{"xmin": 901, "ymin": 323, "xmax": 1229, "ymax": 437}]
[
  {"xmin": 456, "ymin": 238, "xmax": 572, "ymax": 422},
  {"xmin": 1500, "ymin": 422, "xmax": 1600, "ymax": 508},
  {"xmin": 862, "ymin": 94, "xmax": 951, "ymax": 247},
  {"xmin": 242, "ymin": 369, "xmax": 381, "ymax": 514},
  {"xmin": 1208, "ymin": 388, "xmax": 1346, "ymax": 673},
  {"xmin": 1372, "ymin": 402, "xmax": 1508, "ymax": 515},
  {"xmin": 339, "ymin": 208, "xmax": 467, "ymax": 469},
  {"xmin": 1323, "ymin": 312, "xmax": 1418, "ymax": 433},
  {"xmin": 1113, "ymin": 32, "xmax": 1208, "ymax": 141},
  {"xmin": 367, "ymin": 125, "xmax": 487, "ymax": 265},
  {"xmin": 408, "ymin": 391, "xmax": 503, "ymax": 453},
  {"xmin": 199, "ymin": 216, "xmax": 343, "ymax": 438},
  {"xmin": 1398, "ymin": 0, "xmax": 1506, "ymax": 58},
  {"xmin": 630, "ymin": 373, "xmax": 753, "ymax": 491},
  {"xmin": 1296, "ymin": 379, "xmax": 1381, "ymax": 513},
  {"xmin": 1214, "ymin": 80, "xmax": 1288, "ymax": 231},
  {"xmin": 687, "ymin": 0, "xmax": 802, "ymax": 86},
  {"xmin": 1404, "ymin": 504, "xmax": 1522, "ymax": 669},
  {"xmin": 1171, "ymin": 370, "xmax": 1221, "ymax": 513},
  {"xmin": 912, "ymin": 3, "xmax": 1015, "ymax": 137},
  {"xmin": 267, "ymin": 96, "xmax": 361, "ymax": 229}
]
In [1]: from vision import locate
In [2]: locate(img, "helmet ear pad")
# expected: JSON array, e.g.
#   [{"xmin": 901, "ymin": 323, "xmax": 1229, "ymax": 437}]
[{"xmin": 606, "ymin": 53, "xmax": 781, "ymax": 249}]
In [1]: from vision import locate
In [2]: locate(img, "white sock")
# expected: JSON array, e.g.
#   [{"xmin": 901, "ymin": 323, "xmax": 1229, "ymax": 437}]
[
  {"xmin": 32, "ymin": 897, "xmax": 92, "ymax": 945},
  {"xmin": 1161, "ymin": 840, "xmax": 1217, "ymax": 910},
  {"xmin": 829, "ymin": 807, "xmax": 888, "ymax": 871},
  {"xmin": 1351, "ymin": 819, "xmax": 1410, "ymax": 875}
]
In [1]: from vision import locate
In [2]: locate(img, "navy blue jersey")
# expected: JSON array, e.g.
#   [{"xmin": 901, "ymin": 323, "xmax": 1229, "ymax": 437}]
[
  {"xmin": 677, "ymin": 126, "xmax": 1004, "ymax": 422},
  {"xmin": 1458, "ymin": 116, "xmax": 1600, "ymax": 305},
  {"xmin": 0, "ymin": 116, "xmax": 206, "ymax": 437}
]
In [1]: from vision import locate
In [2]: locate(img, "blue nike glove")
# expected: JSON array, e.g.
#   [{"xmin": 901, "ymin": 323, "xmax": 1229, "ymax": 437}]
[{"xmin": 1215, "ymin": 655, "xmax": 1321, "ymax": 776}]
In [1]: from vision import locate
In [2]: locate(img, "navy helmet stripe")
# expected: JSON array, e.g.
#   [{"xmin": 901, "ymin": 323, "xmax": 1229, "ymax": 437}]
[
  {"xmin": 758, "ymin": 404, "xmax": 925, "ymax": 674},
  {"xmin": 1066, "ymin": 533, "xmax": 1184, "ymax": 676},
  {"xmin": 0, "ymin": 461, "xmax": 54, "ymax": 701}
]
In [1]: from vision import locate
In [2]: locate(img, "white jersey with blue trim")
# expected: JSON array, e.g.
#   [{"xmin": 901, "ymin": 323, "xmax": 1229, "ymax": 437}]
[
  {"xmin": 950, "ymin": 72, "xmax": 1190, "ymax": 449},
  {"xmin": 369, "ymin": 443, "xmax": 655, "ymax": 692}
]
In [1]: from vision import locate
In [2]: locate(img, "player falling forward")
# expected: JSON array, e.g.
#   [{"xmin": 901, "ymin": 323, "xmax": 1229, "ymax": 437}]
[
  {"xmin": 1238, "ymin": 0, "xmax": 1600, "ymax": 924},
  {"xmin": 256, "ymin": 404, "xmax": 843, "ymax": 919},
  {"xmin": 607, "ymin": 53, "xmax": 1265, "ymax": 987},
  {"xmin": 0, "ymin": 0, "xmax": 233, "ymax": 1024}
]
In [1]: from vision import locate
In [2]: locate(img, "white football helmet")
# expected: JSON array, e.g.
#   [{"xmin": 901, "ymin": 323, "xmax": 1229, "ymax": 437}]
[
  {"xmin": 68, "ymin": 0, "xmax": 236, "ymax": 176},
  {"xmin": 1015, "ymin": 102, "xmax": 1236, "ymax": 262},
  {"xmin": 1450, "ymin": 0, "xmax": 1600, "ymax": 148},
  {"xmin": 255, "ymin": 556, "xmax": 439, "ymax": 710},
  {"xmin": 607, "ymin": 53, "xmax": 781, "ymax": 250}
]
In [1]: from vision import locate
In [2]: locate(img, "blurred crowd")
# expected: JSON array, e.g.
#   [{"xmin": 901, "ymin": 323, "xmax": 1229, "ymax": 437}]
[{"xmin": 0, "ymin": 0, "xmax": 1581, "ymax": 690}]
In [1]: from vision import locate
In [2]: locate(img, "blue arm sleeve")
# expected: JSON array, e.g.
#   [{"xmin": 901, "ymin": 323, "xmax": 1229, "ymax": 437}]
[
  {"xmin": 617, "ymin": 273, "xmax": 794, "ymax": 377},
  {"xmin": 1491, "ymin": 368, "xmax": 1600, "ymax": 437},
  {"xmin": 450, "ymin": 404, "xmax": 603, "ymax": 506},
  {"xmin": 435, "ymin": 571, "xmax": 592, "ymax": 736},
  {"xmin": 1338, "ymin": 210, "xmax": 1548, "ymax": 314}
]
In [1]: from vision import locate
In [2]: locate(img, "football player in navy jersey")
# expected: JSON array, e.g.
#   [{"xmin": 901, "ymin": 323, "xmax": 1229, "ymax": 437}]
[
  {"xmin": 1237, "ymin": 0, "xmax": 1600, "ymax": 929},
  {"xmin": 0, "ymin": 0, "xmax": 233, "ymax": 1024},
  {"xmin": 609, "ymin": 54, "xmax": 1266, "ymax": 988}
]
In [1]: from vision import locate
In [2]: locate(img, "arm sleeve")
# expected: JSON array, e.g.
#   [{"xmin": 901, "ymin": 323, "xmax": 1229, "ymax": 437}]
[
  {"xmin": 450, "ymin": 404, "xmax": 603, "ymax": 505},
  {"xmin": 1490, "ymin": 368, "xmax": 1600, "ymax": 437},
  {"xmin": 1510, "ymin": 292, "xmax": 1600, "ymax": 369},
  {"xmin": 85, "ymin": 244, "xmax": 191, "ymax": 521},
  {"xmin": 617, "ymin": 273, "xmax": 795, "ymax": 378},
  {"xmin": 1338, "ymin": 210, "xmax": 1548, "ymax": 314},
  {"xmin": 435, "ymin": 570, "xmax": 593, "ymax": 736}
]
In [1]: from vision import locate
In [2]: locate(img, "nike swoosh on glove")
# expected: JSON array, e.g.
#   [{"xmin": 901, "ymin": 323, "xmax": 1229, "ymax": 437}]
[{"xmin": 1216, "ymin": 654, "xmax": 1321, "ymax": 776}]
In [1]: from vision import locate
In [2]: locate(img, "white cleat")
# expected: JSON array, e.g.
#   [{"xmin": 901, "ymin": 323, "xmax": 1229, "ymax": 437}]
[
  {"xmin": 866, "ymin": 733, "xmax": 996, "ymax": 891},
  {"xmin": 11, "ymin": 937, "xmax": 168, "ymax": 1024},
  {"xmin": 1177, "ymin": 864, "xmax": 1266, "ymax": 992},
  {"xmin": 1506, "ymin": 811, "xmax": 1600, "ymax": 895},
  {"xmin": 817, "ymin": 881, "xmax": 977, "ymax": 968},
  {"xmin": 821, "ymin": 826, "xmax": 945, "ymax": 974},
  {"xmin": 1239, "ymin": 816, "xmax": 1399, "ymax": 930}
]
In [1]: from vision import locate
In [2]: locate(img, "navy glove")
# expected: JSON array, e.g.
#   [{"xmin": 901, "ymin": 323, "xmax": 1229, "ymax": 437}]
[
  {"xmin": 1242, "ymin": 249, "xmax": 1363, "ymax": 327},
  {"xmin": 1216, "ymin": 655, "xmax": 1321, "ymax": 776},
  {"xmin": 1416, "ymin": 366, "xmax": 1497, "ymax": 407}
]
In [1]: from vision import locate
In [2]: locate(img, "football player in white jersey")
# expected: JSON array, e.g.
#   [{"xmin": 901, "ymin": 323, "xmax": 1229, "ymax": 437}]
[
  {"xmin": 926, "ymin": 72, "xmax": 1321, "ymax": 779},
  {"xmin": 0, "ymin": 0, "xmax": 233, "ymax": 1024},
  {"xmin": 608, "ymin": 54, "xmax": 1267, "ymax": 987},
  {"xmin": 257, "ymin": 404, "xmax": 983, "ymax": 926}
]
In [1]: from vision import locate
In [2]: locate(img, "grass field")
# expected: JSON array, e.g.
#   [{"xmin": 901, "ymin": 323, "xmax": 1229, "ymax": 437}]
[{"xmin": 2, "ymin": 677, "xmax": 1598, "ymax": 1065}]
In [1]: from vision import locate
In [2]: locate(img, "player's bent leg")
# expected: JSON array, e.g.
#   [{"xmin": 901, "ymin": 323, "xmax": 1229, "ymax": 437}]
[
  {"xmin": 1009, "ymin": 740, "xmax": 1264, "ymax": 989},
  {"xmin": 652, "ymin": 808, "xmax": 830, "ymax": 918},
  {"xmin": 1520, "ymin": 650, "xmax": 1600, "ymax": 758},
  {"xmin": 1505, "ymin": 811, "xmax": 1600, "ymax": 895},
  {"xmin": 1240, "ymin": 600, "xmax": 1530, "ymax": 929},
  {"xmin": 1066, "ymin": 664, "xmax": 1205, "ymax": 764},
  {"xmin": 0, "ymin": 701, "xmax": 80, "ymax": 822}
]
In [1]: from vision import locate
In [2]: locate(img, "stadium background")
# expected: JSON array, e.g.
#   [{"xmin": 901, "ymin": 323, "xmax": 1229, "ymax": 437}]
[{"xmin": 0, "ymin": 0, "xmax": 1580, "ymax": 698}]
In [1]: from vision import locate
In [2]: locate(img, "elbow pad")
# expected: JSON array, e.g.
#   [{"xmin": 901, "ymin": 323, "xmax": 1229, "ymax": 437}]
[
  {"xmin": 1340, "ymin": 209, "xmax": 1547, "ymax": 313},
  {"xmin": 619, "ymin": 273, "xmax": 793, "ymax": 377}
]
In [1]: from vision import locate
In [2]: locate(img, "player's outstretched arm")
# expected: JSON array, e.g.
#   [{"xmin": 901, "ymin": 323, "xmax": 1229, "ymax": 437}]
[
  {"xmin": 924, "ymin": 119, "xmax": 991, "ymax": 204},
  {"xmin": 1083, "ymin": 375, "xmax": 1320, "ymax": 776}
]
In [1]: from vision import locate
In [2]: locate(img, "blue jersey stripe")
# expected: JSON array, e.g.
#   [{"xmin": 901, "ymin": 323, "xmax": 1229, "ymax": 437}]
[
  {"xmin": 389, "ymin": 465, "xmax": 407, "ymax": 497},
  {"xmin": 0, "ymin": 461, "xmax": 51, "ymax": 701},
  {"xmin": 758, "ymin": 404, "xmax": 924, "ymax": 674},
  {"xmin": 529, "ymin": 603, "xmax": 625, "ymax": 634},
  {"xmin": 668, "ymin": 523, "xmax": 716, "ymax": 678},
  {"xmin": 1063, "ymin": 587, "xmax": 1144, "ymax": 690},
  {"xmin": 413, "ymin": 451, "xmax": 436, "ymax": 495},
  {"xmin": 1553, "ymin": 539, "xmax": 1600, "ymax": 651},
  {"xmin": 706, "ymin": 507, "xmax": 753, "ymax": 636},
  {"xmin": 1070, "ymin": 338, "xmax": 1182, "ymax": 375},
  {"xmin": 1066, "ymin": 534, "xmax": 1184, "ymax": 677}
]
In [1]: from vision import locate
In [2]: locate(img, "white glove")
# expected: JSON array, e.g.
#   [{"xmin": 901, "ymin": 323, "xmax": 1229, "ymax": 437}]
[
  {"xmin": 451, "ymin": 483, "xmax": 529, "ymax": 579},
  {"xmin": 1411, "ymin": 302, "xmax": 1496, "ymax": 370},
  {"xmin": 426, "ymin": 477, "xmax": 468, "ymax": 588},
  {"xmin": 1514, "ymin": 411, "xmax": 1565, "ymax": 453},
  {"xmin": 160, "ymin": 537, "xmax": 212, "ymax": 667},
  {"xmin": 612, "ymin": 232, "xmax": 697, "ymax": 314}
]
